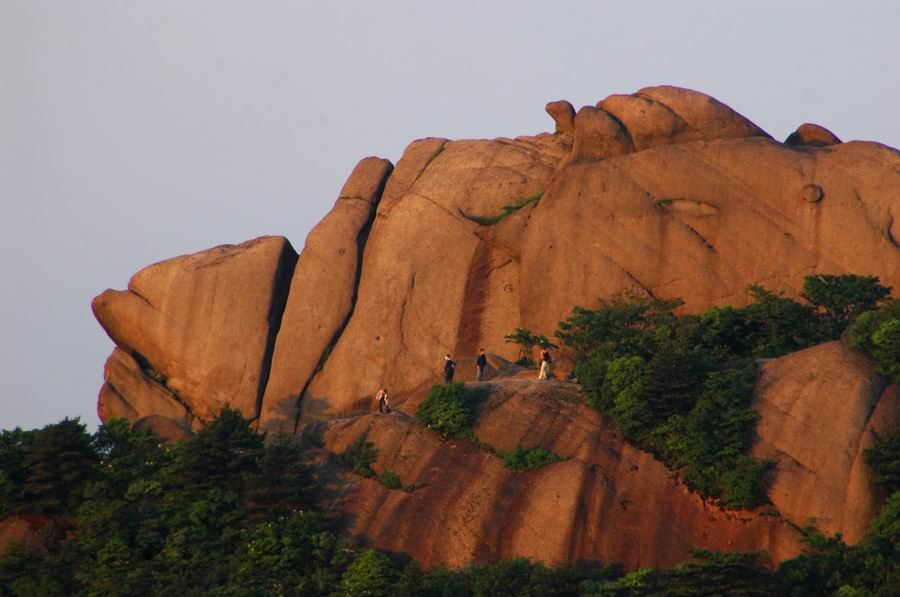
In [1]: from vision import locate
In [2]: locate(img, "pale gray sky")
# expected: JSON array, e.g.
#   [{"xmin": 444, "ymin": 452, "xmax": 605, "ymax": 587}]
[{"xmin": 2, "ymin": 1, "xmax": 899, "ymax": 430}]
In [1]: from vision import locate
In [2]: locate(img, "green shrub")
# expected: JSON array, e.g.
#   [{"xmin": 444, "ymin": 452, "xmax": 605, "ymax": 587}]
[
  {"xmin": 864, "ymin": 429, "xmax": 900, "ymax": 493},
  {"xmin": 574, "ymin": 353, "xmax": 610, "ymax": 410},
  {"xmin": 605, "ymin": 355, "xmax": 652, "ymax": 436},
  {"xmin": 871, "ymin": 319, "xmax": 900, "ymax": 381},
  {"xmin": 850, "ymin": 300, "xmax": 900, "ymax": 382},
  {"xmin": 721, "ymin": 457, "xmax": 772, "ymax": 509},
  {"xmin": 339, "ymin": 549, "xmax": 397, "ymax": 597},
  {"xmin": 556, "ymin": 293, "xmax": 683, "ymax": 361},
  {"xmin": 676, "ymin": 363, "xmax": 767, "ymax": 508},
  {"xmin": 498, "ymin": 445, "xmax": 563, "ymax": 471},
  {"xmin": 558, "ymin": 290, "xmax": 777, "ymax": 508},
  {"xmin": 377, "ymin": 470, "xmax": 402, "ymax": 490},
  {"xmin": 741, "ymin": 285, "xmax": 822, "ymax": 357},
  {"xmin": 463, "ymin": 192, "xmax": 543, "ymax": 226},
  {"xmin": 416, "ymin": 383, "xmax": 475, "ymax": 438}
]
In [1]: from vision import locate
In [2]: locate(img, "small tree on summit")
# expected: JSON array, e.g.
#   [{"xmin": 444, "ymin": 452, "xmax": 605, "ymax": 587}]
[
  {"xmin": 504, "ymin": 328, "xmax": 557, "ymax": 366},
  {"xmin": 801, "ymin": 274, "xmax": 892, "ymax": 339}
]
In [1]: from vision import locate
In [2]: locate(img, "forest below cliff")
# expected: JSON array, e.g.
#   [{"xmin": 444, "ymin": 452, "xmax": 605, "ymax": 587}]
[{"xmin": 2, "ymin": 274, "xmax": 899, "ymax": 595}]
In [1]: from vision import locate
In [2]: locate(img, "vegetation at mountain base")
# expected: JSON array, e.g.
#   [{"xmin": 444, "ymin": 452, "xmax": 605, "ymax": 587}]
[
  {"xmin": 2, "ymin": 406, "xmax": 900, "ymax": 595},
  {"xmin": 556, "ymin": 274, "xmax": 892, "ymax": 509}
]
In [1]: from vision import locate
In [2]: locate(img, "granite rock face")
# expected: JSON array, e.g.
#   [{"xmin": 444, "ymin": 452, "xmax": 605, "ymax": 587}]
[
  {"xmin": 751, "ymin": 341, "xmax": 900, "ymax": 544},
  {"xmin": 93, "ymin": 236, "xmax": 297, "ymax": 421},
  {"xmin": 92, "ymin": 85, "xmax": 900, "ymax": 569}
]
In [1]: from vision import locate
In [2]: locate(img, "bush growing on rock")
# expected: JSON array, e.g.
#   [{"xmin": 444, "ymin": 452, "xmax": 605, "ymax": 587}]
[
  {"xmin": 416, "ymin": 382, "xmax": 476, "ymax": 438},
  {"xmin": 850, "ymin": 300, "xmax": 900, "ymax": 383},
  {"xmin": 557, "ymin": 275, "xmax": 893, "ymax": 509},
  {"xmin": 864, "ymin": 428, "xmax": 900, "ymax": 493},
  {"xmin": 557, "ymin": 289, "xmax": 796, "ymax": 508},
  {"xmin": 498, "ymin": 445, "xmax": 563, "ymax": 471},
  {"xmin": 377, "ymin": 470, "xmax": 402, "ymax": 490},
  {"xmin": 341, "ymin": 434, "xmax": 378, "ymax": 477}
]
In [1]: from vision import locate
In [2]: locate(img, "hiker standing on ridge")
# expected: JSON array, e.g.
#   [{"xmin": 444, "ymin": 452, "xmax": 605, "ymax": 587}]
[
  {"xmin": 444, "ymin": 354, "xmax": 456, "ymax": 383},
  {"xmin": 476, "ymin": 348, "xmax": 487, "ymax": 382},
  {"xmin": 375, "ymin": 387, "xmax": 390, "ymax": 413},
  {"xmin": 538, "ymin": 348, "xmax": 552, "ymax": 380}
]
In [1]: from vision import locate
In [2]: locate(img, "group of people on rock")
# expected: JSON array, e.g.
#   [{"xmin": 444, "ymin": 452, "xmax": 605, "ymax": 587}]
[{"xmin": 374, "ymin": 346, "xmax": 554, "ymax": 413}]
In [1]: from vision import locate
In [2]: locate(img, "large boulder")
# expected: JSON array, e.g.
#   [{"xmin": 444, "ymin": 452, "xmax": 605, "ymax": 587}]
[
  {"xmin": 93, "ymin": 236, "xmax": 297, "ymax": 422},
  {"xmin": 258, "ymin": 157, "xmax": 393, "ymax": 433},
  {"xmin": 545, "ymin": 100, "xmax": 576, "ymax": 136},
  {"xmin": 785, "ymin": 123, "xmax": 842, "ymax": 147},
  {"xmin": 752, "ymin": 341, "xmax": 900, "ymax": 543},
  {"xmin": 98, "ymin": 348, "xmax": 195, "ymax": 430}
]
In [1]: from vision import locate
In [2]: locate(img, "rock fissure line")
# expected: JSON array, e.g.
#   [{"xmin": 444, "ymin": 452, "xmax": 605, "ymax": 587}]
[
  {"xmin": 396, "ymin": 141, "xmax": 448, "ymax": 208},
  {"xmin": 130, "ymin": 350, "xmax": 196, "ymax": 418},
  {"xmin": 253, "ymin": 245, "xmax": 298, "ymax": 421},
  {"xmin": 454, "ymin": 234, "xmax": 494, "ymax": 358},
  {"xmin": 291, "ymin": 172, "xmax": 391, "ymax": 434}
]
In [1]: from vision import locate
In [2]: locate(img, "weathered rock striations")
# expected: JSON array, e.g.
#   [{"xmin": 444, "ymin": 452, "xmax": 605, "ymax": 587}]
[{"xmin": 92, "ymin": 85, "xmax": 900, "ymax": 569}]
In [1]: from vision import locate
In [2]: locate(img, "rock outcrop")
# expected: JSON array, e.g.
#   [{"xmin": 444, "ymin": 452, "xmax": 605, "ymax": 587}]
[
  {"xmin": 92, "ymin": 85, "xmax": 900, "ymax": 569},
  {"xmin": 314, "ymin": 342, "xmax": 900, "ymax": 569},
  {"xmin": 93, "ymin": 236, "xmax": 297, "ymax": 424},
  {"xmin": 258, "ymin": 157, "xmax": 393, "ymax": 433},
  {"xmin": 751, "ymin": 341, "xmax": 900, "ymax": 543},
  {"xmin": 316, "ymin": 380, "xmax": 803, "ymax": 570},
  {"xmin": 785, "ymin": 123, "xmax": 842, "ymax": 147}
]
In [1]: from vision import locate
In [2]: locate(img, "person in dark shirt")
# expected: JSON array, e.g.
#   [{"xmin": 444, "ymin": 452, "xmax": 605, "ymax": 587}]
[
  {"xmin": 444, "ymin": 354, "xmax": 456, "ymax": 383},
  {"xmin": 476, "ymin": 348, "xmax": 487, "ymax": 382}
]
